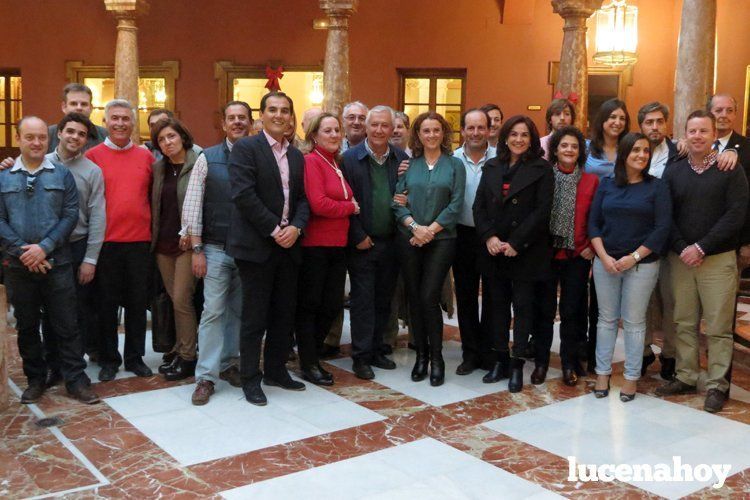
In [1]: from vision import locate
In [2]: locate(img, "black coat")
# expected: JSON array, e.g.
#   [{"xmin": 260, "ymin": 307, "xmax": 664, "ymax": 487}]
[
  {"xmin": 725, "ymin": 131, "xmax": 750, "ymax": 244},
  {"xmin": 473, "ymin": 155, "xmax": 554, "ymax": 280},
  {"xmin": 226, "ymin": 133, "xmax": 310, "ymax": 264}
]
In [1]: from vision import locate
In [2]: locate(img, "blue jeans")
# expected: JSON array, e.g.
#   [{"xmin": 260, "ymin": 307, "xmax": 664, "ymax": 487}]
[
  {"xmin": 593, "ymin": 258, "xmax": 659, "ymax": 381},
  {"xmin": 194, "ymin": 244, "xmax": 242, "ymax": 384}
]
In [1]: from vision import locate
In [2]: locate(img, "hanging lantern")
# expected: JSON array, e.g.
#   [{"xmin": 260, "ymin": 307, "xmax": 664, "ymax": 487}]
[{"xmin": 593, "ymin": 0, "xmax": 638, "ymax": 66}]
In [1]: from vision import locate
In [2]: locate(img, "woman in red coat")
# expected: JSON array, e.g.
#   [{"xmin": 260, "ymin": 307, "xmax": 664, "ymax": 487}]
[
  {"xmin": 295, "ymin": 112, "xmax": 359, "ymax": 386},
  {"xmin": 535, "ymin": 126, "xmax": 599, "ymax": 387}
]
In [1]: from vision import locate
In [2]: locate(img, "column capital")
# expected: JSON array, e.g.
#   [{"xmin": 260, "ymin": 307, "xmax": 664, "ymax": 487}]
[
  {"xmin": 551, "ymin": 0, "xmax": 603, "ymax": 19},
  {"xmin": 319, "ymin": 0, "xmax": 358, "ymax": 17},
  {"xmin": 103, "ymin": 0, "xmax": 150, "ymax": 18}
]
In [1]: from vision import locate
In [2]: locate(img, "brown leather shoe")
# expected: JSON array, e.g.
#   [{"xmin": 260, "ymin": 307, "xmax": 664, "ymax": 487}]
[
  {"xmin": 530, "ymin": 364, "xmax": 548, "ymax": 385},
  {"xmin": 219, "ymin": 366, "xmax": 242, "ymax": 387},
  {"xmin": 192, "ymin": 380, "xmax": 215, "ymax": 406},
  {"xmin": 21, "ymin": 382, "xmax": 46, "ymax": 404}
]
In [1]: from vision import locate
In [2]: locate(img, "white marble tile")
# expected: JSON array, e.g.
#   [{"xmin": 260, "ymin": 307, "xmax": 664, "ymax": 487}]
[
  {"xmin": 104, "ymin": 376, "xmax": 385, "ymax": 466},
  {"xmin": 85, "ymin": 330, "xmax": 165, "ymax": 382},
  {"xmin": 326, "ymin": 340, "xmax": 561, "ymax": 407},
  {"xmin": 484, "ymin": 392, "xmax": 750, "ymax": 498},
  {"xmin": 220, "ymin": 438, "xmax": 562, "ymax": 500}
]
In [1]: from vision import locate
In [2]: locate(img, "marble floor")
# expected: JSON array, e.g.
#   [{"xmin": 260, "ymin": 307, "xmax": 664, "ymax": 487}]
[{"xmin": 3, "ymin": 311, "xmax": 750, "ymax": 499}]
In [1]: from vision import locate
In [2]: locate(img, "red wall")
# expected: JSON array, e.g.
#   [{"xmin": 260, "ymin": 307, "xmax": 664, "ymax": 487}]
[{"xmin": 1, "ymin": 0, "xmax": 749, "ymax": 146}]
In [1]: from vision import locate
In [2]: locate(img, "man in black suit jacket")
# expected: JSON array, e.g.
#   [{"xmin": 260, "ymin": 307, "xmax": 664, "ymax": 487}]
[
  {"xmin": 708, "ymin": 94, "xmax": 750, "ymax": 247},
  {"xmin": 227, "ymin": 91, "xmax": 310, "ymax": 406}
]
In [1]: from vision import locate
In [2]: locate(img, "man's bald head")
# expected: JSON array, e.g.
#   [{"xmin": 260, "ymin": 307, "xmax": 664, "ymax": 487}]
[{"xmin": 301, "ymin": 107, "xmax": 323, "ymax": 134}]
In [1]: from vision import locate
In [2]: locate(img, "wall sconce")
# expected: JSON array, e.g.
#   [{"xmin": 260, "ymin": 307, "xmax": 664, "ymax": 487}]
[
  {"xmin": 313, "ymin": 18, "xmax": 330, "ymax": 30},
  {"xmin": 593, "ymin": 0, "xmax": 638, "ymax": 66}
]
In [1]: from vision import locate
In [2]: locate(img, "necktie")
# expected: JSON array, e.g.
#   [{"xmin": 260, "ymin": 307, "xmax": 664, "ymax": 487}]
[{"xmin": 713, "ymin": 140, "xmax": 722, "ymax": 152}]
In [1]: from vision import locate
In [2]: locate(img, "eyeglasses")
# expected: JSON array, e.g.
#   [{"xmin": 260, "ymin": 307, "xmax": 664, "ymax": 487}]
[
  {"xmin": 345, "ymin": 114, "xmax": 366, "ymax": 123},
  {"xmin": 26, "ymin": 175, "xmax": 37, "ymax": 194}
]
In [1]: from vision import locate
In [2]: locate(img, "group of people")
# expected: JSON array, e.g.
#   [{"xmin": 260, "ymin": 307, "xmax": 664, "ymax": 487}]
[{"xmin": 3, "ymin": 81, "xmax": 748, "ymax": 414}]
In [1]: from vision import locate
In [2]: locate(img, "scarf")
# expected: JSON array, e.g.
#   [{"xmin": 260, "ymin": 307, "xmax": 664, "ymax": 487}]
[{"xmin": 550, "ymin": 165, "xmax": 581, "ymax": 250}]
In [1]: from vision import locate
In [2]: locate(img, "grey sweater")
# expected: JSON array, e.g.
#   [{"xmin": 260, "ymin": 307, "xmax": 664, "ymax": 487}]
[{"xmin": 46, "ymin": 150, "xmax": 106, "ymax": 264}]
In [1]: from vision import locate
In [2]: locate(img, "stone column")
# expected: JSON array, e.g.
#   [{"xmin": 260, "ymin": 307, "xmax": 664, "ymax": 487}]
[
  {"xmin": 551, "ymin": 0, "xmax": 604, "ymax": 130},
  {"xmin": 104, "ymin": 0, "xmax": 149, "ymax": 142},
  {"xmin": 0, "ymin": 286, "xmax": 8, "ymax": 410},
  {"xmin": 319, "ymin": 0, "xmax": 358, "ymax": 117},
  {"xmin": 673, "ymin": 0, "xmax": 716, "ymax": 139}
]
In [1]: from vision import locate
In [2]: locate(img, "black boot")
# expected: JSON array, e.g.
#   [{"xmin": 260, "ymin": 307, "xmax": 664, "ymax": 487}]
[
  {"xmin": 482, "ymin": 351, "xmax": 510, "ymax": 383},
  {"xmin": 411, "ymin": 351, "xmax": 428, "ymax": 381},
  {"xmin": 429, "ymin": 351, "xmax": 445, "ymax": 387},
  {"xmin": 508, "ymin": 358, "xmax": 525, "ymax": 393}
]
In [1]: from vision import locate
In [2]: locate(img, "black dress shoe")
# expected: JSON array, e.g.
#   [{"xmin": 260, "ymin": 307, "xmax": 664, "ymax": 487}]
[
  {"xmin": 21, "ymin": 382, "xmax": 46, "ymax": 404},
  {"xmin": 353, "ymin": 359, "xmax": 375, "ymax": 380},
  {"xmin": 456, "ymin": 360, "xmax": 478, "ymax": 376},
  {"xmin": 45, "ymin": 369, "xmax": 63, "ymax": 388},
  {"xmin": 371, "ymin": 353, "xmax": 396, "ymax": 370},
  {"xmin": 125, "ymin": 358, "xmax": 154, "ymax": 377},
  {"xmin": 530, "ymin": 364, "xmax": 548, "ymax": 385},
  {"xmin": 411, "ymin": 351, "xmax": 428, "ymax": 381},
  {"xmin": 429, "ymin": 354, "xmax": 445, "ymax": 387},
  {"xmin": 659, "ymin": 355, "xmax": 676, "ymax": 381},
  {"xmin": 98, "ymin": 365, "xmax": 118, "ymax": 382},
  {"xmin": 508, "ymin": 359, "xmax": 524, "ymax": 393},
  {"xmin": 482, "ymin": 361, "xmax": 509, "ymax": 383},
  {"xmin": 641, "ymin": 352, "xmax": 656, "ymax": 376},
  {"xmin": 243, "ymin": 384, "xmax": 267, "ymax": 406},
  {"xmin": 704, "ymin": 388, "xmax": 727, "ymax": 413},
  {"xmin": 158, "ymin": 356, "xmax": 177, "ymax": 374},
  {"xmin": 318, "ymin": 344, "xmax": 341, "ymax": 359},
  {"xmin": 68, "ymin": 383, "xmax": 100, "ymax": 404},
  {"xmin": 163, "ymin": 358, "xmax": 195, "ymax": 381},
  {"xmin": 302, "ymin": 364, "xmax": 334, "ymax": 386},
  {"xmin": 562, "ymin": 368, "xmax": 578, "ymax": 386},
  {"xmin": 264, "ymin": 374, "xmax": 306, "ymax": 391}
]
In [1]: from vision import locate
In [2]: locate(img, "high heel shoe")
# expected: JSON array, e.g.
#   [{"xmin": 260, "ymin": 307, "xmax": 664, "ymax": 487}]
[
  {"xmin": 593, "ymin": 376, "xmax": 610, "ymax": 398},
  {"xmin": 411, "ymin": 351, "xmax": 428, "ymax": 382},
  {"xmin": 620, "ymin": 391, "xmax": 636, "ymax": 402}
]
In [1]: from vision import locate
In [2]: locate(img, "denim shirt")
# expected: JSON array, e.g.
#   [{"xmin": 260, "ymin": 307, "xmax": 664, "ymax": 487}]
[{"xmin": 0, "ymin": 157, "xmax": 78, "ymax": 266}]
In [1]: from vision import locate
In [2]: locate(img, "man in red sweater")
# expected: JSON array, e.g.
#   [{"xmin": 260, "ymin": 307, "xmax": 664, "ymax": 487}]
[{"xmin": 86, "ymin": 99, "xmax": 155, "ymax": 381}]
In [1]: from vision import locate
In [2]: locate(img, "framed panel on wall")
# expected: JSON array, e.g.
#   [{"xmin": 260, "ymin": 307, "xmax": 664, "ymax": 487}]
[
  {"xmin": 66, "ymin": 61, "xmax": 179, "ymax": 140},
  {"xmin": 744, "ymin": 65, "xmax": 750, "ymax": 137},
  {"xmin": 0, "ymin": 68, "xmax": 22, "ymax": 159}
]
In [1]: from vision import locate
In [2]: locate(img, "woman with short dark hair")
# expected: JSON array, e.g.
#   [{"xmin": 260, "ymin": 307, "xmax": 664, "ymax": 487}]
[
  {"xmin": 150, "ymin": 118, "xmax": 199, "ymax": 381},
  {"xmin": 588, "ymin": 132, "xmax": 671, "ymax": 401},
  {"xmin": 393, "ymin": 111, "xmax": 465, "ymax": 387},
  {"xmin": 473, "ymin": 115, "xmax": 554, "ymax": 392}
]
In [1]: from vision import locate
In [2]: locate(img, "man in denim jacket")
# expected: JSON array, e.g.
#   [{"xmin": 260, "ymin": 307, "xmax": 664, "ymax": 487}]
[{"xmin": 0, "ymin": 116, "xmax": 99, "ymax": 405}]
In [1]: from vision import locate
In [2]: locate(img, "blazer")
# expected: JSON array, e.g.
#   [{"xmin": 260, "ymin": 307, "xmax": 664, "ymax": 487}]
[
  {"xmin": 226, "ymin": 132, "xmax": 310, "ymax": 264},
  {"xmin": 150, "ymin": 148, "xmax": 198, "ymax": 251},
  {"xmin": 473, "ymin": 155, "xmax": 555, "ymax": 280},
  {"xmin": 340, "ymin": 142, "xmax": 407, "ymax": 246},
  {"xmin": 726, "ymin": 131, "xmax": 750, "ymax": 244}
]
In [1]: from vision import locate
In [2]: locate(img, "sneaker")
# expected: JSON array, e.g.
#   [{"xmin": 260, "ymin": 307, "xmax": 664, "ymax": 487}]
[
  {"xmin": 704, "ymin": 389, "xmax": 727, "ymax": 413},
  {"xmin": 192, "ymin": 380, "xmax": 215, "ymax": 406},
  {"xmin": 67, "ymin": 384, "xmax": 101, "ymax": 404},
  {"xmin": 219, "ymin": 366, "xmax": 242, "ymax": 387},
  {"xmin": 655, "ymin": 379, "xmax": 697, "ymax": 397}
]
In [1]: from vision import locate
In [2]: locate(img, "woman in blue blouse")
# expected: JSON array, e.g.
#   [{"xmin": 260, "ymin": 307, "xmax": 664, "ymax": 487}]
[
  {"xmin": 588, "ymin": 132, "xmax": 671, "ymax": 402},
  {"xmin": 392, "ymin": 112, "xmax": 466, "ymax": 387}
]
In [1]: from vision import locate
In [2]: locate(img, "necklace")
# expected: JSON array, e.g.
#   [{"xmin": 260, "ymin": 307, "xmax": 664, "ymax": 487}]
[{"xmin": 314, "ymin": 149, "xmax": 349, "ymax": 199}]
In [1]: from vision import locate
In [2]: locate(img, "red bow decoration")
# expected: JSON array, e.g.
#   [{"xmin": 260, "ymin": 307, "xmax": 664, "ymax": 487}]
[
  {"xmin": 265, "ymin": 65, "xmax": 284, "ymax": 92},
  {"xmin": 553, "ymin": 90, "xmax": 579, "ymax": 104}
]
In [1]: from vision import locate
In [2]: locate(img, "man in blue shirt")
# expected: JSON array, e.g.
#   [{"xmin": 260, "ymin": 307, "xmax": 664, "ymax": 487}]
[{"xmin": 0, "ymin": 117, "xmax": 99, "ymax": 405}]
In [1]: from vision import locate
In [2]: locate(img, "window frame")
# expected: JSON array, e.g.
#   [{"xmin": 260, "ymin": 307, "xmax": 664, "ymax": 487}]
[{"xmin": 0, "ymin": 68, "xmax": 21, "ymax": 158}]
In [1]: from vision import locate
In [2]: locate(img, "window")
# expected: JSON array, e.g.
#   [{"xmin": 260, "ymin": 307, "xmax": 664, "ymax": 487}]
[
  {"xmin": 398, "ymin": 69, "xmax": 466, "ymax": 147},
  {"xmin": 0, "ymin": 70, "xmax": 22, "ymax": 158},
  {"xmin": 66, "ymin": 61, "xmax": 178, "ymax": 140},
  {"xmin": 215, "ymin": 61, "xmax": 323, "ymax": 137}
]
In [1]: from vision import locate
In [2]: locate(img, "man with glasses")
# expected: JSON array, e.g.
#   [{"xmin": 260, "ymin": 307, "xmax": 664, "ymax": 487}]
[
  {"xmin": 0, "ymin": 116, "xmax": 99, "ymax": 404},
  {"xmin": 341, "ymin": 101, "xmax": 368, "ymax": 153}
]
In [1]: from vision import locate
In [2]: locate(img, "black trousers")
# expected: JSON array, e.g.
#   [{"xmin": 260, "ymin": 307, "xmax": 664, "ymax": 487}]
[
  {"xmin": 348, "ymin": 236, "xmax": 399, "ymax": 361},
  {"xmin": 489, "ymin": 274, "xmax": 536, "ymax": 359},
  {"xmin": 398, "ymin": 234, "xmax": 455, "ymax": 355},
  {"xmin": 43, "ymin": 238, "xmax": 99, "ymax": 372},
  {"xmin": 7, "ymin": 263, "xmax": 89, "ymax": 389},
  {"xmin": 236, "ymin": 247, "xmax": 298, "ymax": 386},
  {"xmin": 537, "ymin": 256, "xmax": 591, "ymax": 367},
  {"xmin": 453, "ymin": 224, "xmax": 492, "ymax": 365},
  {"xmin": 97, "ymin": 242, "xmax": 150, "ymax": 368},
  {"xmin": 579, "ymin": 276, "xmax": 598, "ymax": 362},
  {"xmin": 296, "ymin": 246, "xmax": 347, "ymax": 369}
]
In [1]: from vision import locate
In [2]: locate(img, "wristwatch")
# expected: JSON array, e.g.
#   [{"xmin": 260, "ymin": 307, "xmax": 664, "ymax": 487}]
[
  {"xmin": 409, "ymin": 221, "xmax": 419, "ymax": 232},
  {"xmin": 631, "ymin": 250, "xmax": 641, "ymax": 262},
  {"xmin": 192, "ymin": 243, "xmax": 204, "ymax": 254}
]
